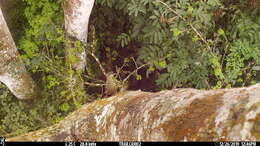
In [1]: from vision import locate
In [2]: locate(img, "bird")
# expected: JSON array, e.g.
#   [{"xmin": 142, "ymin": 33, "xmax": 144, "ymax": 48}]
[
  {"xmin": 104, "ymin": 72, "xmax": 128, "ymax": 97},
  {"xmin": 104, "ymin": 72, "xmax": 121, "ymax": 97}
]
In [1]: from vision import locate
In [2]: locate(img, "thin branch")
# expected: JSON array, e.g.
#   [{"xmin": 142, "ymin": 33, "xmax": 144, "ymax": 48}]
[
  {"xmin": 83, "ymin": 74, "xmax": 104, "ymax": 83},
  {"xmin": 156, "ymin": 0, "xmax": 211, "ymax": 51},
  {"xmin": 84, "ymin": 82, "xmax": 105, "ymax": 87},
  {"xmin": 242, "ymin": 61, "xmax": 256, "ymax": 87},
  {"xmin": 221, "ymin": 44, "xmax": 229, "ymax": 69},
  {"xmin": 131, "ymin": 57, "xmax": 138, "ymax": 69},
  {"xmin": 122, "ymin": 64, "xmax": 148, "ymax": 83},
  {"xmin": 116, "ymin": 63, "xmax": 128, "ymax": 81},
  {"xmin": 80, "ymin": 30, "xmax": 107, "ymax": 77},
  {"xmin": 85, "ymin": 49, "xmax": 107, "ymax": 77}
]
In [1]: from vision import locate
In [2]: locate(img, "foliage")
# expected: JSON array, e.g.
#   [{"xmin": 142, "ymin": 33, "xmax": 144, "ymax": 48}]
[
  {"xmin": 0, "ymin": 84, "xmax": 47, "ymax": 137},
  {"xmin": 0, "ymin": 0, "xmax": 259, "ymax": 137},
  {"xmin": 224, "ymin": 13, "xmax": 260, "ymax": 87},
  {"xmin": 1, "ymin": 0, "xmax": 80, "ymax": 136},
  {"xmin": 95, "ymin": 0, "xmax": 260, "ymax": 89}
]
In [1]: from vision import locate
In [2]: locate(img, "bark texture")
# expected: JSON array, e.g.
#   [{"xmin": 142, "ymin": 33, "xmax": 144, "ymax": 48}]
[
  {"xmin": 63, "ymin": 0, "xmax": 95, "ymax": 99},
  {"xmin": 63, "ymin": 0, "xmax": 95, "ymax": 70},
  {"xmin": 0, "ymin": 7, "xmax": 38, "ymax": 100},
  {"xmin": 7, "ymin": 83, "xmax": 260, "ymax": 141}
]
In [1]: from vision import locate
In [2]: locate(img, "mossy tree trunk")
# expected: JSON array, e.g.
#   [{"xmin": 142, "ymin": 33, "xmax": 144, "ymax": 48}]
[
  {"xmin": 63, "ymin": 0, "xmax": 95, "ymax": 100},
  {"xmin": 7, "ymin": 84, "xmax": 260, "ymax": 141},
  {"xmin": 0, "ymin": 7, "xmax": 39, "ymax": 100}
]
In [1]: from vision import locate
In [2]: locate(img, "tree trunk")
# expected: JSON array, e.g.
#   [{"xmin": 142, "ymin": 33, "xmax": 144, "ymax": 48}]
[
  {"xmin": 63, "ymin": 0, "xmax": 95, "ymax": 99},
  {"xmin": 0, "ymin": 7, "xmax": 39, "ymax": 100},
  {"xmin": 7, "ymin": 84, "xmax": 260, "ymax": 141}
]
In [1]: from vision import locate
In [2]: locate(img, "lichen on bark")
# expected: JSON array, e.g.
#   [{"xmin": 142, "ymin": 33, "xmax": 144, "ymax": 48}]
[
  {"xmin": 63, "ymin": 0, "xmax": 95, "ymax": 101},
  {"xmin": 0, "ymin": 7, "xmax": 39, "ymax": 100},
  {"xmin": 7, "ymin": 84, "xmax": 260, "ymax": 141}
]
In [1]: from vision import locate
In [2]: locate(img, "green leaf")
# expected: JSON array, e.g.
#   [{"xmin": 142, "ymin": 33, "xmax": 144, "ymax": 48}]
[
  {"xmin": 217, "ymin": 28, "xmax": 225, "ymax": 35},
  {"xmin": 136, "ymin": 74, "xmax": 142, "ymax": 80},
  {"xmin": 158, "ymin": 60, "xmax": 167, "ymax": 68},
  {"xmin": 75, "ymin": 41, "xmax": 81, "ymax": 48},
  {"xmin": 148, "ymin": 66, "xmax": 155, "ymax": 71},
  {"xmin": 124, "ymin": 58, "xmax": 130, "ymax": 63},
  {"xmin": 187, "ymin": 6, "xmax": 193, "ymax": 13},
  {"xmin": 171, "ymin": 28, "xmax": 181, "ymax": 37},
  {"xmin": 59, "ymin": 103, "xmax": 70, "ymax": 112},
  {"xmin": 192, "ymin": 36, "xmax": 199, "ymax": 42}
]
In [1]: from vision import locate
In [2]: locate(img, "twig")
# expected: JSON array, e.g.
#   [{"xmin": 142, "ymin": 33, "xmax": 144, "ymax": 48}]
[
  {"xmin": 84, "ymin": 82, "xmax": 105, "ymax": 87},
  {"xmin": 122, "ymin": 64, "xmax": 148, "ymax": 83},
  {"xmin": 116, "ymin": 63, "xmax": 127, "ymax": 81},
  {"xmin": 83, "ymin": 74, "xmax": 104, "ymax": 82},
  {"xmin": 80, "ymin": 30, "xmax": 107, "ymax": 77},
  {"xmin": 131, "ymin": 57, "xmax": 138, "ymax": 69},
  {"xmin": 241, "ymin": 61, "xmax": 256, "ymax": 87},
  {"xmin": 221, "ymin": 44, "xmax": 229, "ymax": 69},
  {"xmin": 156, "ymin": 0, "xmax": 211, "ymax": 51},
  {"xmin": 85, "ymin": 49, "xmax": 107, "ymax": 77}
]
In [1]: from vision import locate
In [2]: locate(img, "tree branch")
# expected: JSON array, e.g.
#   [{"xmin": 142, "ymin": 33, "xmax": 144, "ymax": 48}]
[{"xmin": 7, "ymin": 83, "xmax": 260, "ymax": 141}]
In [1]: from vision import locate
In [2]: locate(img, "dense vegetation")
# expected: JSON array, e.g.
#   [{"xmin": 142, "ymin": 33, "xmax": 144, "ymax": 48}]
[{"xmin": 0, "ymin": 0, "xmax": 259, "ymax": 137}]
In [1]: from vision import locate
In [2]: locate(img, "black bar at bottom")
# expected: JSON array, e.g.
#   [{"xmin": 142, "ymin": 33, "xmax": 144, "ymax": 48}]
[{"xmin": 3, "ymin": 141, "xmax": 259, "ymax": 146}]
